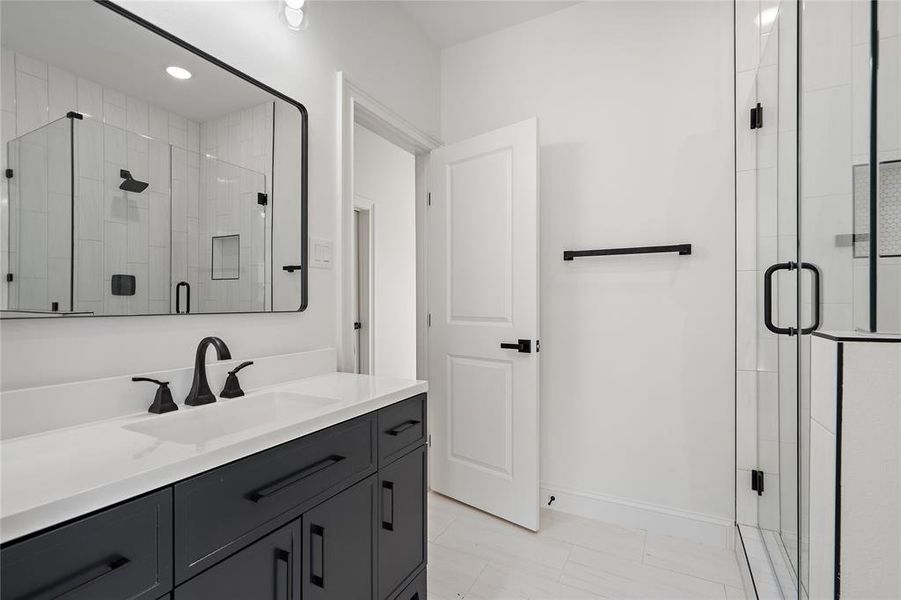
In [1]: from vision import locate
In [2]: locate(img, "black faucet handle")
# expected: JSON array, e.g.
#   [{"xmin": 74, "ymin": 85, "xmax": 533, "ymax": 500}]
[
  {"xmin": 132, "ymin": 377, "xmax": 178, "ymax": 414},
  {"xmin": 132, "ymin": 376, "xmax": 168, "ymax": 386},
  {"xmin": 228, "ymin": 361, "xmax": 254, "ymax": 375},
  {"xmin": 221, "ymin": 361, "xmax": 253, "ymax": 399}
]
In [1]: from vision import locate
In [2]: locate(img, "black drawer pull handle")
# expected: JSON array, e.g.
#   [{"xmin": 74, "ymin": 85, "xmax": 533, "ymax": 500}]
[
  {"xmin": 386, "ymin": 420, "xmax": 420, "ymax": 437},
  {"xmin": 247, "ymin": 455, "xmax": 345, "ymax": 503},
  {"xmin": 382, "ymin": 481, "xmax": 395, "ymax": 531},
  {"xmin": 275, "ymin": 548, "xmax": 291, "ymax": 600},
  {"xmin": 282, "ymin": 265, "xmax": 302, "ymax": 273},
  {"xmin": 40, "ymin": 556, "xmax": 129, "ymax": 598},
  {"xmin": 310, "ymin": 524, "xmax": 325, "ymax": 588}
]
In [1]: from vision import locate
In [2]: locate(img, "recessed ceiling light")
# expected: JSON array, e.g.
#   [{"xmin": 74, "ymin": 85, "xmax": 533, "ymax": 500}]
[
  {"xmin": 285, "ymin": 0, "xmax": 304, "ymax": 9},
  {"xmin": 166, "ymin": 66, "xmax": 192, "ymax": 80}
]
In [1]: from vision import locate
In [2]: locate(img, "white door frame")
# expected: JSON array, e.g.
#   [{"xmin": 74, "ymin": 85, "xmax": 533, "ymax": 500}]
[{"xmin": 336, "ymin": 72, "xmax": 441, "ymax": 378}]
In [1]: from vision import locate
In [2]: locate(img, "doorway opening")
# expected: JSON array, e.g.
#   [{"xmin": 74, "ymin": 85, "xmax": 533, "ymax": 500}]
[{"xmin": 352, "ymin": 206, "xmax": 372, "ymax": 374}]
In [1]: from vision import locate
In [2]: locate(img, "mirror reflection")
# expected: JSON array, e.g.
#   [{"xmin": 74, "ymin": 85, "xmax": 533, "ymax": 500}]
[{"xmin": 0, "ymin": 0, "xmax": 306, "ymax": 317}]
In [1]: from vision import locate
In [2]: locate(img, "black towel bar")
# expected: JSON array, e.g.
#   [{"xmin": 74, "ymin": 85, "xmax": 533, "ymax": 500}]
[{"xmin": 563, "ymin": 244, "xmax": 692, "ymax": 261}]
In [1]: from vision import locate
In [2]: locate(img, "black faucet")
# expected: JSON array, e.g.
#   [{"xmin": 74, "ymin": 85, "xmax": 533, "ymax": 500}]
[{"xmin": 185, "ymin": 337, "xmax": 232, "ymax": 406}]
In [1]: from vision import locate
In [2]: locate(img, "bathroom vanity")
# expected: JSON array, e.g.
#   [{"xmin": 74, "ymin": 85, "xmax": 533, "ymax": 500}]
[{"xmin": 0, "ymin": 373, "xmax": 427, "ymax": 600}]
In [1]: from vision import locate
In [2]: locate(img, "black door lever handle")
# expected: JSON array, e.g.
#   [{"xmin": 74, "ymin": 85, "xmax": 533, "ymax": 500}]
[{"xmin": 500, "ymin": 339, "xmax": 532, "ymax": 353}]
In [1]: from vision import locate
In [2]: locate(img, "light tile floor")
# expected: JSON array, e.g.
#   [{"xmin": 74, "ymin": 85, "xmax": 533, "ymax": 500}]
[{"xmin": 428, "ymin": 493, "xmax": 749, "ymax": 599}]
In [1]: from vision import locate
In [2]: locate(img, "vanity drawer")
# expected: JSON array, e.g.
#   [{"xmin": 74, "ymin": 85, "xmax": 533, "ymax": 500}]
[
  {"xmin": 0, "ymin": 489, "xmax": 172, "ymax": 600},
  {"xmin": 174, "ymin": 414, "xmax": 376, "ymax": 583},
  {"xmin": 378, "ymin": 394, "xmax": 426, "ymax": 465}
]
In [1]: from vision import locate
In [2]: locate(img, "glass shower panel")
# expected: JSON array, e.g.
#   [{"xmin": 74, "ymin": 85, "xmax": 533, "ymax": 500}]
[
  {"xmin": 875, "ymin": 2, "xmax": 901, "ymax": 331},
  {"xmin": 72, "ymin": 116, "xmax": 171, "ymax": 316},
  {"xmin": 799, "ymin": 0, "xmax": 874, "ymax": 594},
  {"xmin": 171, "ymin": 148, "xmax": 267, "ymax": 314},
  {"xmin": 753, "ymin": 2, "xmax": 801, "ymax": 591},
  {"xmin": 6, "ymin": 117, "xmax": 72, "ymax": 313}
]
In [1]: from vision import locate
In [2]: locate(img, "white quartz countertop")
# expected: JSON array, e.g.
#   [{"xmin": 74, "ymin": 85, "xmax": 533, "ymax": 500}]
[{"xmin": 0, "ymin": 372, "xmax": 427, "ymax": 544}]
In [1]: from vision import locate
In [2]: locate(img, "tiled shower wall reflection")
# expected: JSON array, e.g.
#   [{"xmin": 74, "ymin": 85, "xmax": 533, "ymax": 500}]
[
  {"xmin": 0, "ymin": 47, "xmax": 200, "ymax": 314},
  {"xmin": 195, "ymin": 103, "xmax": 272, "ymax": 313},
  {"xmin": 2, "ymin": 47, "xmax": 275, "ymax": 315}
]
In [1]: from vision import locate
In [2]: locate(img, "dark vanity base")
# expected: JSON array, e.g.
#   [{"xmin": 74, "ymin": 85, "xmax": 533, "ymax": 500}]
[{"xmin": 1, "ymin": 393, "xmax": 428, "ymax": 600}]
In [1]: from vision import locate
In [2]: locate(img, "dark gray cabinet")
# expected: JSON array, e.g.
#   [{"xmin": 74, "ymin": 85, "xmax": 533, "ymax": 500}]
[
  {"xmin": 302, "ymin": 476, "xmax": 377, "ymax": 599},
  {"xmin": 391, "ymin": 567, "xmax": 426, "ymax": 600},
  {"xmin": 0, "ymin": 490, "xmax": 172, "ymax": 600},
  {"xmin": 1, "ymin": 393, "xmax": 426, "ymax": 600},
  {"xmin": 174, "ymin": 520, "xmax": 300, "ymax": 600},
  {"xmin": 174, "ymin": 414, "xmax": 376, "ymax": 582},
  {"xmin": 378, "ymin": 446, "xmax": 427, "ymax": 600}
]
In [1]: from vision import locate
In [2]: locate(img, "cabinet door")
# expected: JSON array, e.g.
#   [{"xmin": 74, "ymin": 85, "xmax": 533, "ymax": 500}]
[
  {"xmin": 302, "ymin": 475, "xmax": 376, "ymax": 599},
  {"xmin": 378, "ymin": 447, "xmax": 426, "ymax": 599},
  {"xmin": 175, "ymin": 520, "xmax": 300, "ymax": 600}
]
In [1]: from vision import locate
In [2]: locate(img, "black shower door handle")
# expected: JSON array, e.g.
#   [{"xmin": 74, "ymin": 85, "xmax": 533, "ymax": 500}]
[
  {"xmin": 800, "ymin": 262, "xmax": 822, "ymax": 334},
  {"xmin": 176, "ymin": 281, "xmax": 191, "ymax": 314},
  {"xmin": 763, "ymin": 262, "xmax": 796, "ymax": 336}
]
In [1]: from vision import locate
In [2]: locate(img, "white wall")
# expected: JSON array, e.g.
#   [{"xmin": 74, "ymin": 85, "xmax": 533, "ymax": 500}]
[
  {"xmin": 353, "ymin": 124, "xmax": 416, "ymax": 379},
  {"xmin": 0, "ymin": 0, "xmax": 439, "ymax": 390},
  {"xmin": 441, "ymin": 2, "xmax": 736, "ymax": 529}
]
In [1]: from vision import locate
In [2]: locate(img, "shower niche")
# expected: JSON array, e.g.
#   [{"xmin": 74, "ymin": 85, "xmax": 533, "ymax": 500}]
[{"xmin": 0, "ymin": 0, "xmax": 307, "ymax": 317}]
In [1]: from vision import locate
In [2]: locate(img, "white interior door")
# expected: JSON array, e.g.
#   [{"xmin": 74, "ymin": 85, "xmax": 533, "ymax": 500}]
[{"xmin": 428, "ymin": 118, "xmax": 539, "ymax": 531}]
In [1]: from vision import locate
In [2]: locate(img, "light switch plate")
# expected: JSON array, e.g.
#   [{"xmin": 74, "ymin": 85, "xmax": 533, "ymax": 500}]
[{"xmin": 310, "ymin": 238, "xmax": 333, "ymax": 269}]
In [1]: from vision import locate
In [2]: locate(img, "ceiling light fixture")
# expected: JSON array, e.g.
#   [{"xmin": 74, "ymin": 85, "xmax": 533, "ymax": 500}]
[
  {"xmin": 282, "ymin": 0, "xmax": 307, "ymax": 31},
  {"xmin": 166, "ymin": 66, "xmax": 192, "ymax": 80}
]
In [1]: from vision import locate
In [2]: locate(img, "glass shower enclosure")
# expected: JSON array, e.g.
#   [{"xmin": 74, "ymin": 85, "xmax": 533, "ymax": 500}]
[
  {"xmin": 3, "ymin": 114, "xmax": 268, "ymax": 315},
  {"xmin": 742, "ymin": 0, "xmax": 896, "ymax": 597}
]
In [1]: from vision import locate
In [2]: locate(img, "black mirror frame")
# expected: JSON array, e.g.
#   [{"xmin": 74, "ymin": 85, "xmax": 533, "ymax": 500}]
[{"xmin": 3, "ymin": 1, "xmax": 309, "ymax": 318}]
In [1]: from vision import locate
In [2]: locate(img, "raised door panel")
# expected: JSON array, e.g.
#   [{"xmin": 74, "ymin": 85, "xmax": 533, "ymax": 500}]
[{"xmin": 302, "ymin": 475, "xmax": 376, "ymax": 600}]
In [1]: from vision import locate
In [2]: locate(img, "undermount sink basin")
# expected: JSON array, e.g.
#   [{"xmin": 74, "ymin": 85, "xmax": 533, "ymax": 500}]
[{"xmin": 124, "ymin": 391, "xmax": 340, "ymax": 445}]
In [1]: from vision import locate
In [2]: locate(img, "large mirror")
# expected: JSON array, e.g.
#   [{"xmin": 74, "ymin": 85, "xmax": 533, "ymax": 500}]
[{"xmin": 0, "ymin": 0, "xmax": 307, "ymax": 317}]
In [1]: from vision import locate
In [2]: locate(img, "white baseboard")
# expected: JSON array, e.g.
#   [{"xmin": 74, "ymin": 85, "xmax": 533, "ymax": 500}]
[{"xmin": 540, "ymin": 483, "xmax": 735, "ymax": 549}]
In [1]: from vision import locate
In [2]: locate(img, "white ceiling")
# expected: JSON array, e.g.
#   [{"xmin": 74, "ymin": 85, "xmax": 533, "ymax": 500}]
[
  {"xmin": 397, "ymin": 1, "xmax": 580, "ymax": 49},
  {"xmin": 1, "ymin": 1, "xmax": 275, "ymax": 122}
]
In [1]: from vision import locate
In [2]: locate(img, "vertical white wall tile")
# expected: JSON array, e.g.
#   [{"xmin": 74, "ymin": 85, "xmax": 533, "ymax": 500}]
[
  {"xmin": 76, "ymin": 78, "xmax": 102, "ymax": 120},
  {"xmin": 19, "ymin": 210, "xmax": 47, "ymax": 278},
  {"xmin": 737, "ymin": 170, "xmax": 757, "ymax": 271},
  {"xmin": 47, "ymin": 65, "xmax": 76, "ymax": 122},
  {"xmin": 14, "ymin": 53, "xmax": 47, "ymax": 80},
  {"xmin": 1, "ymin": 48, "xmax": 16, "ymax": 117},
  {"xmin": 126, "ymin": 97, "xmax": 149, "ymax": 137},
  {"xmin": 126, "ymin": 261, "xmax": 149, "ymax": 314},
  {"xmin": 148, "ymin": 105, "xmax": 168, "ymax": 142},
  {"xmin": 47, "ymin": 192, "xmax": 70, "ymax": 259},
  {"xmin": 15, "ymin": 71, "xmax": 48, "ymax": 135},
  {"xmin": 76, "ymin": 178, "xmax": 102, "ymax": 242},
  {"xmin": 126, "ymin": 206, "xmax": 149, "ymax": 264},
  {"xmin": 802, "ymin": 0, "xmax": 853, "ymax": 91},
  {"xmin": 737, "ymin": 371, "xmax": 758, "ymax": 471},
  {"xmin": 102, "ymin": 88, "xmax": 126, "ymax": 129},
  {"xmin": 76, "ymin": 239, "xmax": 102, "ymax": 302},
  {"xmin": 103, "ymin": 221, "xmax": 126, "ymax": 277}
]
